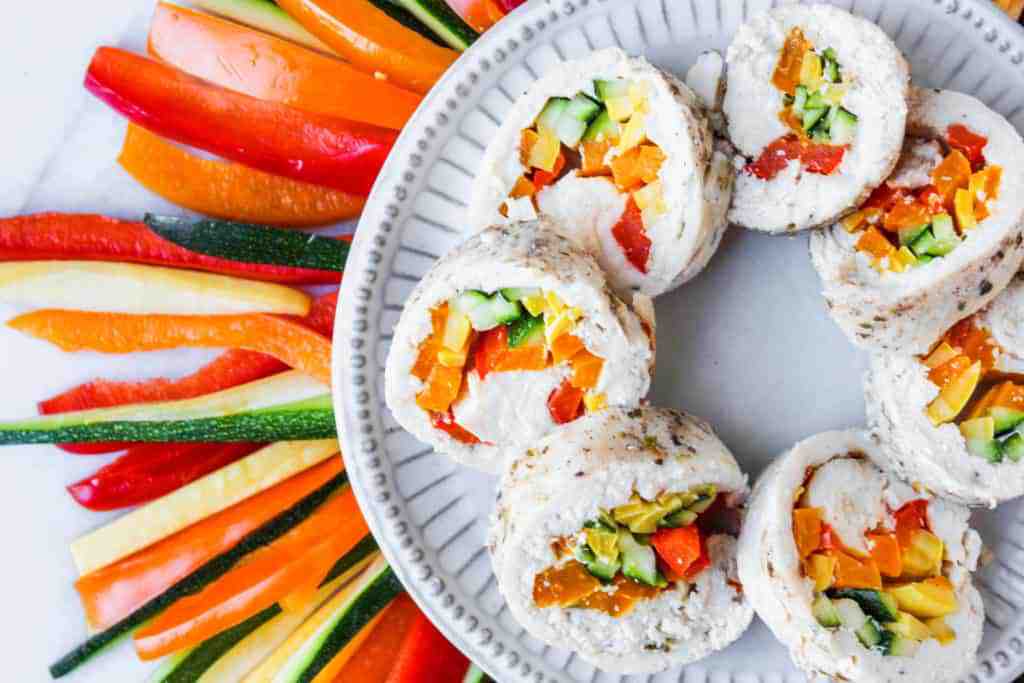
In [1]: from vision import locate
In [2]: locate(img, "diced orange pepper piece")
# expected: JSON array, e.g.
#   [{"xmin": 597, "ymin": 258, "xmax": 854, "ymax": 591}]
[
  {"xmin": 510, "ymin": 175, "xmax": 537, "ymax": 199},
  {"xmin": 883, "ymin": 198, "xmax": 932, "ymax": 232},
  {"xmin": 493, "ymin": 344, "xmax": 548, "ymax": 373},
  {"xmin": 415, "ymin": 363, "xmax": 463, "ymax": 413},
  {"xmin": 931, "ymin": 150, "xmax": 973, "ymax": 207},
  {"xmin": 831, "ymin": 549, "xmax": 883, "ymax": 590},
  {"xmin": 983, "ymin": 381, "xmax": 1024, "ymax": 411},
  {"xmin": 942, "ymin": 318, "xmax": 999, "ymax": 370},
  {"xmin": 550, "ymin": 334, "xmax": 585, "ymax": 365},
  {"xmin": 867, "ymin": 532, "xmax": 903, "ymax": 578},
  {"xmin": 533, "ymin": 560, "xmax": 602, "ymax": 608},
  {"xmin": 581, "ymin": 140, "xmax": 613, "ymax": 177},
  {"xmin": 772, "ymin": 27, "xmax": 811, "ymax": 95},
  {"xmin": 793, "ymin": 508, "xmax": 823, "ymax": 559},
  {"xmin": 520, "ymin": 129, "xmax": 539, "ymax": 167},
  {"xmin": 927, "ymin": 354, "xmax": 971, "ymax": 389},
  {"xmin": 610, "ymin": 145, "xmax": 667, "ymax": 191},
  {"xmin": 570, "ymin": 350, "xmax": 604, "ymax": 390},
  {"xmin": 779, "ymin": 108, "xmax": 807, "ymax": 138},
  {"xmin": 574, "ymin": 573, "xmax": 660, "ymax": 617},
  {"xmin": 412, "ymin": 306, "xmax": 447, "ymax": 381},
  {"xmin": 856, "ymin": 226, "xmax": 897, "ymax": 260}
]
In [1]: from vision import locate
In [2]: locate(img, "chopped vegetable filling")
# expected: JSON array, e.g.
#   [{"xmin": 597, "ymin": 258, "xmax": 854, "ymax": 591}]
[{"xmin": 532, "ymin": 486, "xmax": 723, "ymax": 617}]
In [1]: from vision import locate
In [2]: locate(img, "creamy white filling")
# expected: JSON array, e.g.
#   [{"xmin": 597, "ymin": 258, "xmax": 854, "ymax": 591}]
[
  {"xmin": 801, "ymin": 457, "xmax": 887, "ymax": 554},
  {"xmin": 452, "ymin": 365, "xmax": 569, "ymax": 446}
]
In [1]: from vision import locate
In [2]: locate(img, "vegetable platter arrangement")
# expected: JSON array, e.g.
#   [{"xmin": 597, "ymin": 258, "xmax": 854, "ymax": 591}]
[{"xmin": 0, "ymin": 0, "xmax": 526, "ymax": 679}]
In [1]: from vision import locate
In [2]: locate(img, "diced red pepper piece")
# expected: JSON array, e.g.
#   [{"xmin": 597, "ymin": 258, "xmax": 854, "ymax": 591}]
[
  {"xmin": 917, "ymin": 185, "xmax": 946, "ymax": 215},
  {"xmin": 611, "ymin": 196, "xmax": 652, "ymax": 274},
  {"xmin": 548, "ymin": 379, "xmax": 585, "ymax": 425},
  {"xmin": 651, "ymin": 524, "xmax": 703, "ymax": 580},
  {"xmin": 532, "ymin": 151, "xmax": 566, "ymax": 190},
  {"xmin": 683, "ymin": 536, "xmax": 711, "ymax": 581},
  {"xmin": 802, "ymin": 142, "xmax": 847, "ymax": 176},
  {"xmin": 66, "ymin": 442, "xmax": 262, "ymax": 511},
  {"xmin": 431, "ymin": 412, "xmax": 480, "ymax": 445},
  {"xmin": 863, "ymin": 184, "xmax": 908, "ymax": 211},
  {"xmin": 473, "ymin": 326, "xmax": 509, "ymax": 381},
  {"xmin": 745, "ymin": 135, "xmax": 803, "ymax": 180},
  {"xmin": 883, "ymin": 196, "xmax": 932, "ymax": 232},
  {"xmin": 85, "ymin": 47, "xmax": 396, "ymax": 196},
  {"xmin": 384, "ymin": 612, "xmax": 471, "ymax": 683},
  {"xmin": 0, "ymin": 213, "xmax": 341, "ymax": 284},
  {"xmin": 894, "ymin": 499, "xmax": 930, "ymax": 547},
  {"xmin": 947, "ymin": 123, "xmax": 988, "ymax": 171}
]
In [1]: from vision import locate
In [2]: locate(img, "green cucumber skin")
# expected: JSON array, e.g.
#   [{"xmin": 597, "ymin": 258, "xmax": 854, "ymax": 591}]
[
  {"xmin": 156, "ymin": 605, "xmax": 282, "ymax": 683},
  {"xmin": 49, "ymin": 474, "xmax": 349, "ymax": 678},
  {"xmin": 0, "ymin": 408, "xmax": 336, "ymax": 445},
  {"xmin": 145, "ymin": 215, "xmax": 348, "ymax": 273},
  {"xmin": 294, "ymin": 568, "xmax": 405, "ymax": 683}
]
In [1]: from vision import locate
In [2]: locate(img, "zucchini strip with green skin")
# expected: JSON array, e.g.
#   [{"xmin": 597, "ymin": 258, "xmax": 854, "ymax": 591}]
[
  {"xmin": 175, "ymin": 0, "xmax": 337, "ymax": 56},
  {"xmin": 0, "ymin": 372, "xmax": 333, "ymax": 445},
  {"xmin": 370, "ymin": 0, "xmax": 478, "ymax": 51},
  {"xmin": 144, "ymin": 215, "xmax": 348, "ymax": 273},
  {"xmin": 49, "ymin": 473, "xmax": 349, "ymax": 678}
]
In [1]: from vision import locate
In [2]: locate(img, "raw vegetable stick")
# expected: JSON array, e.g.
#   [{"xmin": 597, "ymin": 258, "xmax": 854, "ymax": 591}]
[
  {"xmin": 275, "ymin": 0, "xmax": 457, "ymax": 94},
  {"xmin": 329, "ymin": 593, "xmax": 419, "ymax": 683},
  {"xmin": 134, "ymin": 487, "xmax": 369, "ymax": 659},
  {"xmin": 67, "ymin": 442, "xmax": 263, "ymax": 511},
  {"xmin": 75, "ymin": 458, "xmax": 345, "ymax": 632},
  {"xmin": 0, "ymin": 213, "xmax": 344, "ymax": 284},
  {"xmin": 0, "ymin": 261, "xmax": 312, "ymax": 315},
  {"xmin": 10, "ymin": 310, "xmax": 333, "ymax": 387},
  {"xmin": 148, "ymin": 2, "xmax": 422, "ymax": 130},
  {"xmin": 70, "ymin": 438, "xmax": 339, "ymax": 576},
  {"xmin": 384, "ymin": 611, "xmax": 471, "ymax": 683},
  {"xmin": 119, "ymin": 124, "xmax": 364, "ymax": 227},
  {"xmin": 86, "ymin": 47, "xmax": 396, "ymax": 196},
  {"xmin": 189, "ymin": 0, "xmax": 336, "ymax": 54}
]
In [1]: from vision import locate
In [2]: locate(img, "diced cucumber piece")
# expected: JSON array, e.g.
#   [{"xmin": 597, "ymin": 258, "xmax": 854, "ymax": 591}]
[
  {"xmin": 803, "ymin": 106, "xmax": 828, "ymax": 132},
  {"xmin": 830, "ymin": 108, "xmax": 858, "ymax": 145},
  {"xmin": 968, "ymin": 438, "xmax": 1003, "ymax": 463},
  {"xmin": 688, "ymin": 487, "xmax": 718, "ymax": 514},
  {"xmin": 500, "ymin": 287, "xmax": 541, "ymax": 302},
  {"xmin": 461, "ymin": 292, "xmax": 521, "ymax": 331},
  {"xmin": 824, "ymin": 58, "xmax": 840, "ymax": 83},
  {"xmin": 813, "ymin": 594, "xmax": 842, "ymax": 628},
  {"xmin": 916, "ymin": 254, "xmax": 934, "ymax": 266},
  {"xmin": 618, "ymin": 528, "xmax": 660, "ymax": 587},
  {"xmin": 537, "ymin": 98, "xmax": 570, "ymax": 131},
  {"xmin": 793, "ymin": 85, "xmax": 809, "ymax": 116},
  {"xmin": 835, "ymin": 598, "xmax": 869, "ymax": 630},
  {"xmin": 823, "ymin": 47, "xmax": 838, "ymax": 63},
  {"xmin": 909, "ymin": 229, "xmax": 938, "ymax": 258},
  {"xmin": 989, "ymin": 406, "xmax": 1024, "ymax": 434},
  {"xmin": 553, "ymin": 116, "xmax": 588, "ymax": 147},
  {"xmin": 885, "ymin": 632, "xmax": 920, "ymax": 657},
  {"xmin": 594, "ymin": 78, "xmax": 630, "ymax": 101},
  {"xmin": 451, "ymin": 290, "xmax": 489, "ymax": 315},
  {"xmin": 565, "ymin": 93, "xmax": 602, "ymax": 123},
  {"xmin": 581, "ymin": 109, "xmax": 619, "ymax": 143},
  {"xmin": 899, "ymin": 224, "xmax": 930, "ymax": 247},
  {"xmin": 1003, "ymin": 432, "xmax": 1024, "ymax": 462},
  {"xmin": 829, "ymin": 589, "xmax": 899, "ymax": 623},
  {"xmin": 507, "ymin": 313, "xmax": 544, "ymax": 348},
  {"xmin": 928, "ymin": 213, "xmax": 960, "ymax": 256},
  {"xmin": 806, "ymin": 92, "xmax": 828, "ymax": 110},
  {"xmin": 661, "ymin": 508, "xmax": 698, "ymax": 528},
  {"xmin": 574, "ymin": 544, "xmax": 621, "ymax": 582},
  {"xmin": 596, "ymin": 510, "xmax": 618, "ymax": 530},
  {"xmin": 856, "ymin": 617, "xmax": 884, "ymax": 649},
  {"xmin": 810, "ymin": 123, "xmax": 831, "ymax": 143}
]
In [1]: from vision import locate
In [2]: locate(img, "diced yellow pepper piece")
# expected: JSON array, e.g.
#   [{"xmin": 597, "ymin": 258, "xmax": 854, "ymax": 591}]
[
  {"xmin": 925, "ymin": 617, "xmax": 957, "ymax": 645},
  {"xmin": 889, "ymin": 611, "xmax": 933, "ymax": 641},
  {"xmin": 605, "ymin": 96, "xmax": 635, "ymax": 122},
  {"xmin": 959, "ymin": 416, "xmax": 995, "ymax": 440},
  {"xmin": 896, "ymin": 246, "xmax": 918, "ymax": 269},
  {"xmin": 954, "ymin": 187, "xmax": 978, "ymax": 231},
  {"xmin": 926, "ymin": 360, "xmax": 981, "ymax": 425},
  {"xmin": 442, "ymin": 311, "xmax": 472, "ymax": 352},
  {"xmin": 825, "ymin": 84, "xmax": 848, "ymax": 105},
  {"xmin": 618, "ymin": 114, "xmax": 647, "ymax": 153},
  {"xmin": 521, "ymin": 294, "xmax": 547, "ymax": 317},
  {"xmin": 528, "ymin": 126, "xmax": 561, "ymax": 172},
  {"xmin": 799, "ymin": 52, "xmax": 823, "ymax": 91},
  {"xmin": 544, "ymin": 290, "xmax": 566, "ymax": 314},
  {"xmin": 584, "ymin": 392, "xmax": 607, "ymax": 413},
  {"xmin": 900, "ymin": 529, "xmax": 945, "ymax": 580},
  {"xmin": 805, "ymin": 553, "xmax": 837, "ymax": 592},
  {"xmin": 633, "ymin": 181, "xmax": 663, "ymax": 211},
  {"xmin": 924, "ymin": 342, "xmax": 959, "ymax": 370},
  {"xmin": 628, "ymin": 81, "xmax": 650, "ymax": 113},
  {"xmin": 841, "ymin": 210, "xmax": 869, "ymax": 233},
  {"xmin": 568, "ymin": 306, "xmax": 584, "ymax": 321},
  {"xmin": 545, "ymin": 310, "xmax": 575, "ymax": 346},
  {"xmin": 890, "ymin": 578, "xmax": 959, "ymax": 618},
  {"xmin": 437, "ymin": 348, "xmax": 469, "ymax": 368}
]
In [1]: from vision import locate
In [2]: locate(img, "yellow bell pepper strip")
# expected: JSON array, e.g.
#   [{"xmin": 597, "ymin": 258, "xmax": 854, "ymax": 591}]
[
  {"xmin": 118, "ymin": 124, "xmax": 364, "ymax": 227},
  {"xmin": 148, "ymin": 3, "xmax": 421, "ymax": 130},
  {"xmin": 275, "ymin": 0, "xmax": 458, "ymax": 94}
]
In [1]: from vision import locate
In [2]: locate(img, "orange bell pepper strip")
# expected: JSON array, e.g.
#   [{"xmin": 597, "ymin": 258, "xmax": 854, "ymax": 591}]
[
  {"xmin": 332, "ymin": 593, "xmax": 420, "ymax": 683},
  {"xmin": 276, "ymin": 0, "xmax": 458, "ymax": 94},
  {"xmin": 119, "ymin": 124, "xmax": 364, "ymax": 227},
  {"xmin": 793, "ymin": 508, "xmax": 823, "ymax": 558},
  {"xmin": 9, "ymin": 311, "xmax": 332, "ymax": 387},
  {"xmin": 76, "ymin": 457, "xmax": 342, "ymax": 631},
  {"xmin": 867, "ymin": 531, "xmax": 903, "ymax": 578},
  {"xmin": 148, "ymin": 3, "xmax": 421, "ymax": 130},
  {"xmin": 133, "ymin": 488, "xmax": 368, "ymax": 659}
]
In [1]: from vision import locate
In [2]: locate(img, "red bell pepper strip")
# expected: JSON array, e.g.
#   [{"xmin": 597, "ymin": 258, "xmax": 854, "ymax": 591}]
[
  {"xmin": 332, "ymin": 593, "xmax": 420, "ymax": 683},
  {"xmin": 611, "ymin": 196, "xmax": 651, "ymax": 274},
  {"xmin": 75, "ymin": 457, "xmax": 342, "ymax": 631},
  {"xmin": 133, "ymin": 488, "xmax": 369, "ymax": 660},
  {"xmin": 0, "ymin": 213, "xmax": 341, "ymax": 284},
  {"xmin": 294, "ymin": 290, "xmax": 339, "ymax": 338},
  {"xmin": 385, "ymin": 612, "xmax": 471, "ymax": 683},
  {"xmin": 85, "ymin": 47, "xmax": 397, "ymax": 196},
  {"xmin": 547, "ymin": 379, "xmax": 585, "ymax": 425},
  {"xmin": 66, "ymin": 442, "xmax": 262, "ymax": 512}
]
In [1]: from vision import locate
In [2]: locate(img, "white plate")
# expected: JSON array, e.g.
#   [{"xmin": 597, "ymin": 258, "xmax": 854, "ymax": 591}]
[{"xmin": 334, "ymin": 1, "xmax": 1024, "ymax": 681}]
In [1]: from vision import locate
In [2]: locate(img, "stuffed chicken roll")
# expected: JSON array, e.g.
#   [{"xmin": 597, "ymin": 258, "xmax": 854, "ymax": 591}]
[
  {"xmin": 737, "ymin": 431, "xmax": 984, "ymax": 683},
  {"xmin": 490, "ymin": 407, "xmax": 752, "ymax": 673},
  {"xmin": 384, "ymin": 220, "xmax": 654, "ymax": 473},
  {"xmin": 725, "ymin": 4, "xmax": 909, "ymax": 232},
  {"xmin": 468, "ymin": 47, "xmax": 730, "ymax": 297},
  {"xmin": 812, "ymin": 88, "xmax": 1024, "ymax": 354},
  {"xmin": 866, "ymin": 273, "xmax": 1024, "ymax": 506}
]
